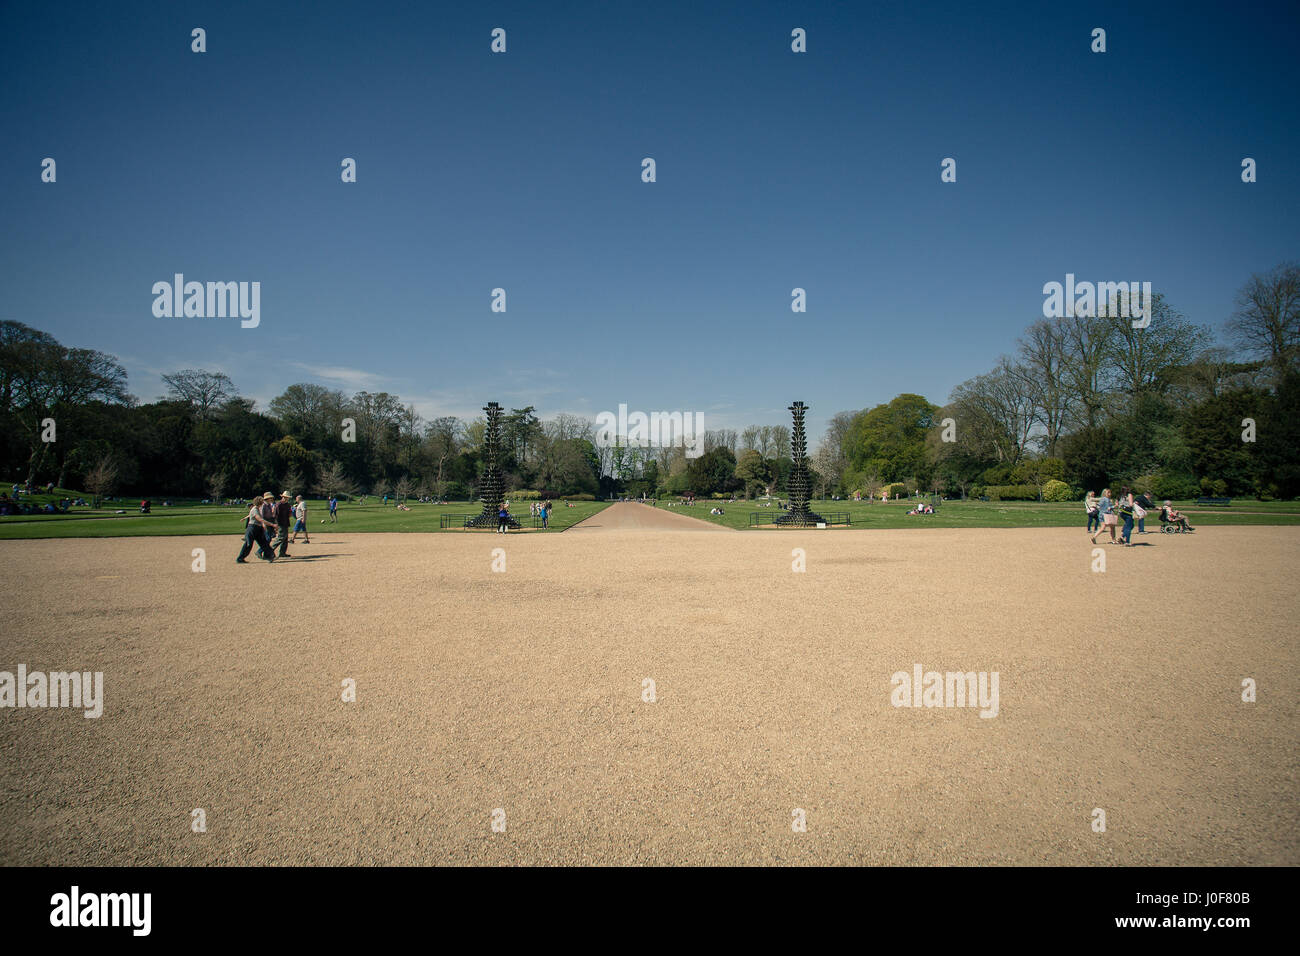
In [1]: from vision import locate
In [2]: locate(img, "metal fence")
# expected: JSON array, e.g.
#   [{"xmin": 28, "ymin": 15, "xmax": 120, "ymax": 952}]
[
  {"xmin": 439, "ymin": 512, "xmax": 548, "ymax": 529},
  {"xmin": 748, "ymin": 511, "xmax": 851, "ymax": 527}
]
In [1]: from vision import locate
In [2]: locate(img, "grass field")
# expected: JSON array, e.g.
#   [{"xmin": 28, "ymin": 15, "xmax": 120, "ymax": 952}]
[
  {"xmin": 675, "ymin": 497, "xmax": 1300, "ymax": 530},
  {"xmin": 0, "ymin": 496, "xmax": 611, "ymax": 539},
  {"xmin": 5, "ymin": 484, "xmax": 1300, "ymax": 539}
]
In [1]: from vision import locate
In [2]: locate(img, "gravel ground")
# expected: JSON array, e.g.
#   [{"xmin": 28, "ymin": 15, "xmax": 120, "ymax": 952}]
[{"xmin": 1, "ymin": 507, "xmax": 1295, "ymax": 865}]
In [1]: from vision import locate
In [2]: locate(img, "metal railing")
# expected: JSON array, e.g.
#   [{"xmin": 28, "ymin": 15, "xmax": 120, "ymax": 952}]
[
  {"xmin": 748, "ymin": 511, "xmax": 851, "ymax": 527},
  {"xmin": 440, "ymin": 512, "xmax": 547, "ymax": 529}
]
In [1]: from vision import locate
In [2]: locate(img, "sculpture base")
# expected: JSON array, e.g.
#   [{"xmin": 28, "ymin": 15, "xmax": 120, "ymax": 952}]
[
  {"xmin": 774, "ymin": 510, "xmax": 826, "ymax": 526},
  {"xmin": 465, "ymin": 510, "xmax": 521, "ymax": 529}
]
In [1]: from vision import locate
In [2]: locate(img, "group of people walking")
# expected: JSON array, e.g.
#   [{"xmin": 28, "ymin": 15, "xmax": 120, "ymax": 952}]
[
  {"xmin": 1086, "ymin": 488, "xmax": 1193, "ymax": 545},
  {"xmin": 237, "ymin": 491, "xmax": 314, "ymax": 563}
]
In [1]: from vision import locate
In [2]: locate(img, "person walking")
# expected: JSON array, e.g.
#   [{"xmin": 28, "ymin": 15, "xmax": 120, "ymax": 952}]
[
  {"xmin": 1134, "ymin": 489, "xmax": 1154, "ymax": 534},
  {"xmin": 1085, "ymin": 491, "xmax": 1100, "ymax": 534},
  {"xmin": 274, "ymin": 492, "xmax": 294, "ymax": 557},
  {"xmin": 291, "ymin": 495, "xmax": 310, "ymax": 544},
  {"xmin": 1117, "ymin": 487, "xmax": 1136, "ymax": 546},
  {"xmin": 328, "ymin": 494, "xmax": 338, "ymax": 523},
  {"xmin": 540, "ymin": 500, "xmax": 550, "ymax": 529},
  {"xmin": 1090, "ymin": 488, "xmax": 1117, "ymax": 545},
  {"xmin": 237, "ymin": 494, "xmax": 276, "ymax": 563}
]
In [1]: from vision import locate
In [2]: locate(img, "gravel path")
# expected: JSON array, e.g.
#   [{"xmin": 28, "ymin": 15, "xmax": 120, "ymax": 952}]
[{"xmin": 1, "ymin": 526, "xmax": 1295, "ymax": 865}]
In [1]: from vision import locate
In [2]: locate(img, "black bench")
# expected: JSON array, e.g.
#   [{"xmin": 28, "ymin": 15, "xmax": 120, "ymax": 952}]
[{"xmin": 1195, "ymin": 497, "xmax": 1232, "ymax": 507}]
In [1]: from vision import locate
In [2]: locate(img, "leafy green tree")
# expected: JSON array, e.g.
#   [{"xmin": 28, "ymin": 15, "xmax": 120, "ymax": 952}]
[
  {"xmin": 844, "ymin": 393, "xmax": 938, "ymax": 484},
  {"xmin": 1182, "ymin": 388, "xmax": 1267, "ymax": 496},
  {"xmin": 1253, "ymin": 372, "xmax": 1300, "ymax": 497},
  {"xmin": 685, "ymin": 447, "xmax": 739, "ymax": 495},
  {"xmin": 734, "ymin": 448, "xmax": 770, "ymax": 497}
]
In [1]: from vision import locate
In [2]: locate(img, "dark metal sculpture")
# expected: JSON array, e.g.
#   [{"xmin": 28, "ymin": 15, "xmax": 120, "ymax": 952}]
[
  {"xmin": 775, "ymin": 401, "xmax": 825, "ymax": 527},
  {"xmin": 466, "ymin": 401, "xmax": 521, "ymax": 529}
]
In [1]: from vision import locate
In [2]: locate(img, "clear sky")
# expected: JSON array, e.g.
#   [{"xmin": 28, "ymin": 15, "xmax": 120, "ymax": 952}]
[{"xmin": 2, "ymin": 0, "xmax": 1297, "ymax": 440}]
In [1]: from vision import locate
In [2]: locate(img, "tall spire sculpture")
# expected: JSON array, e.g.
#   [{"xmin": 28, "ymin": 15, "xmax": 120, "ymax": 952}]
[
  {"xmin": 775, "ymin": 401, "xmax": 825, "ymax": 527},
  {"xmin": 466, "ymin": 401, "xmax": 521, "ymax": 529}
]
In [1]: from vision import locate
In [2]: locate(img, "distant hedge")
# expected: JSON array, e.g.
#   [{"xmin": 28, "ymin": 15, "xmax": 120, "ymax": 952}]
[{"xmin": 983, "ymin": 484, "xmax": 1040, "ymax": 501}]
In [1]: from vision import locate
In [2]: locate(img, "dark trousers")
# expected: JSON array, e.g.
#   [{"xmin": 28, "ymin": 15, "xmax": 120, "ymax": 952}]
[
  {"xmin": 239, "ymin": 523, "xmax": 272, "ymax": 561},
  {"xmin": 1087, "ymin": 511, "xmax": 1100, "ymax": 533},
  {"xmin": 275, "ymin": 522, "xmax": 291, "ymax": 556},
  {"xmin": 1121, "ymin": 514, "xmax": 1134, "ymax": 543}
]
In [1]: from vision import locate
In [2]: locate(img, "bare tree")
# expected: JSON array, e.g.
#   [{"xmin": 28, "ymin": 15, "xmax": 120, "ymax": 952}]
[
  {"xmin": 83, "ymin": 454, "xmax": 118, "ymax": 509},
  {"xmin": 948, "ymin": 359, "xmax": 1038, "ymax": 467},
  {"xmin": 393, "ymin": 476, "xmax": 413, "ymax": 504},
  {"xmin": 1227, "ymin": 261, "xmax": 1300, "ymax": 382},
  {"xmin": 313, "ymin": 460, "xmax": 357, "ymax": 500},
  {"xmin": 1060, "ymin": 312, "xmax": 1119, "ymax": 428},
  {"xmin": 282, "ymin": 467, "xmax": 304, "ymax": 499},
  {"xmin": 1107, "ymin": 294, "xmax": 1210, "ymax": 399},
  {"xmin": 770, "ymin": 425, "xmax": 791, "ymax": 460},
  {"xmin": 1018, "ymin": 319, "xmax": 1072, "ymax": 457},
  {"xmin": 207, "ymin": 470, "xmax": 227, "ymax": 504},
  {"xmin": 161, "ymin": 369, "xmax": 236, "ymax": 418}
]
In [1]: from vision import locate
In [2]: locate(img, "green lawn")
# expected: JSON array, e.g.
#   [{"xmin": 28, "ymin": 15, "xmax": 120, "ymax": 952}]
[
  {"xmin": 672, "ymin": 497, "xmax": 1300, "ymax": 531},
  {"xmin": 0, "ymin": 496, "xmax": 609, "ymax": 539},
  {"xmin": 5, "ymin": 489, "xmax": 1298, "ymax": 539}
]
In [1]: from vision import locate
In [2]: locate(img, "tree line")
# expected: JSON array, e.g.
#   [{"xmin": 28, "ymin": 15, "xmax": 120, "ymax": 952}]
[{"xmin": 2, "ymin": 262, "xmax": 1296, "ymax": 502}]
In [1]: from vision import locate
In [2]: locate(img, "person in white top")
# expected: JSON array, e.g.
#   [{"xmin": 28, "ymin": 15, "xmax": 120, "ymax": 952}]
[
  {"xmin": 291, "ymin": 495, "xmax": 310, "ymax": 544},
  {"xmin": 237, "ymin": 493, "xmax": 277, "ymax": 562}
]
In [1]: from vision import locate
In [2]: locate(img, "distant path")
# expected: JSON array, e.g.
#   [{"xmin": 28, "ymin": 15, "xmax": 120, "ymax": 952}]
[{"xmin": 567, "ymin": 501, "xmax": 732, "ymax": 532}]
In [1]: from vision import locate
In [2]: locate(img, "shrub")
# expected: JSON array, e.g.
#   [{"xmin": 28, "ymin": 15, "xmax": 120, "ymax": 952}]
[
  {"xmin": 1129, "ymin": 472, "xmax": 1199, "ymax": 502},
  {"xmin": 511, "ymin": 489, "xmax": 541, "ymax": 500},
  {"xmin": 1042, "ymin": 479, "xmax": 1073, "ymax": 502},
  {"xmin": 1199, "ymin": 477, "xmax": 1229, "ymax": 497},
  {"xmin": 884, "ymin": 482, "xmax": 906, "ymax": 499},
  {"xmin": 983, "ymin": 484, "xmax": 1039, "ymax": 501},
  {"xmin": 561, "ymin": 493, "xmax": 595, "ymax": 501}
]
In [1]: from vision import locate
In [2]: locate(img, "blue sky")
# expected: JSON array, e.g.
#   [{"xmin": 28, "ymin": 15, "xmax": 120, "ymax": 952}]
[{"xmin": 2, "ymin": 0, "xmax": 1297, "ymax": 440}]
